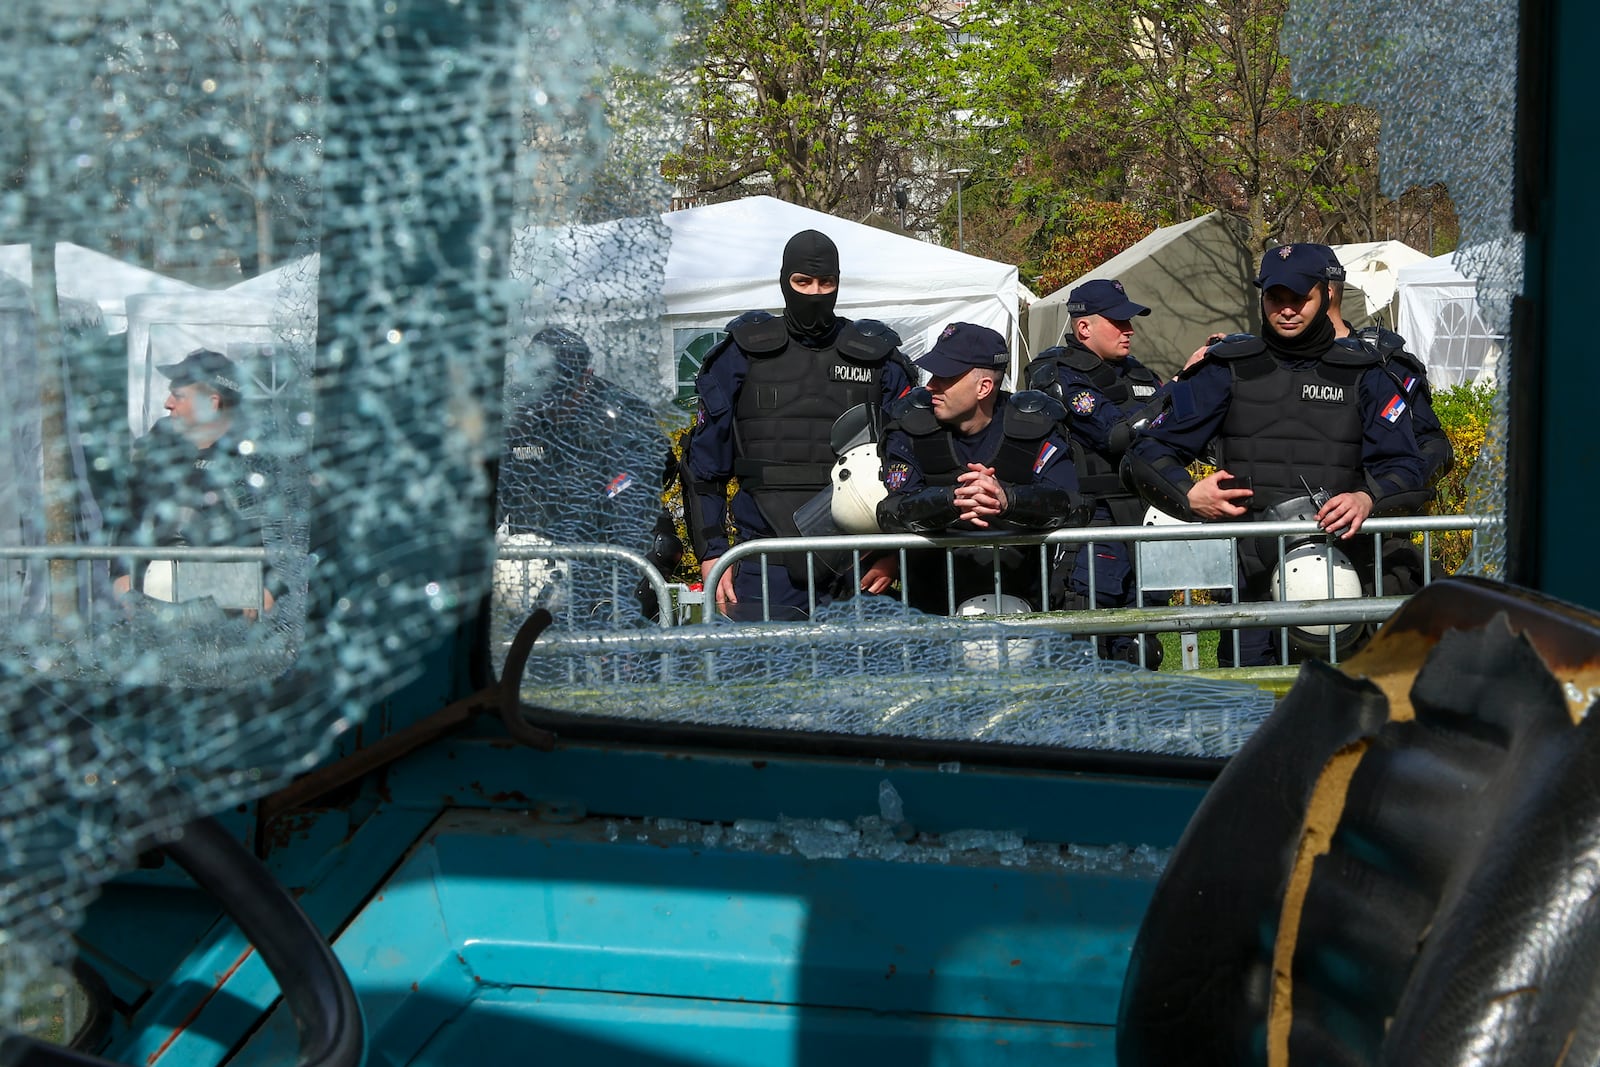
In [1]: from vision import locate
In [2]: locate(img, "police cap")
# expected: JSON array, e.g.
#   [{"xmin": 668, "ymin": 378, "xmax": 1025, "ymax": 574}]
[
  {"xmin": 1065, "ymin": 278, "xmax": 1151, "ymax": 320},
  {"xmin": 156, "ymin": 348, "xmax": 243, "ymax": 403},
  {"xmin": 1256, "ymin": 244, "xmax": 1335, "ymax": 295},
  {"xmin": 1303, "ymin": 242, "xmax": 1346, "ymax": 282},
  {"xmin": 914, "ymin": 322, "xmax": 1009, "ymax": 378}
]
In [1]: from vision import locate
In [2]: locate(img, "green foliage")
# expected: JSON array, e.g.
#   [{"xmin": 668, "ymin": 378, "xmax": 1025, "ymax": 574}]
[
  {"xmin": 1429, "ymin": 381, "xmax": 1498, "ymax": 574},
  {"xmin": 1034, "ymin": 201, "xmax": 1155, "ymax": 293},
  {"xmin": 662, "ymin": 0, "xmax": 951, "ymax": 214}
]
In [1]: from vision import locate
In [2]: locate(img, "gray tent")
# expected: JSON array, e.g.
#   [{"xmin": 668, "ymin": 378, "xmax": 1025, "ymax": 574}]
[{"xmin": 1025, "ymin": 212, "xmax": 1258, "ymax": 379}]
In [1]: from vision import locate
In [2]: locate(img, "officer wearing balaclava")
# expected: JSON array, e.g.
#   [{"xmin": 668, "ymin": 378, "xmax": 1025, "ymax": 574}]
[{"xmin": 681, "ymin": 229, "xmax": 915, "ymax": 621}]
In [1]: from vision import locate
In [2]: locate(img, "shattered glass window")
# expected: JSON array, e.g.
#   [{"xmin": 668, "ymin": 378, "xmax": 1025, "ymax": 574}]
[{"xmin": 0, "ymin": 0, "xmax": 1519, "ymax": 1034}]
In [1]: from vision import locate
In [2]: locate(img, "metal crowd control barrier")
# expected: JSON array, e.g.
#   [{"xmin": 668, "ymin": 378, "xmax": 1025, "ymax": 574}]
[
  {"xmin": 494, "ymin": 542, "xmax": 676, "ymax": 627},
  {"xmin": 1, "ymin": 544, "xmax": 270, "ymax": 623},
  {"xmin": 695, "ymin": 514, "xmax": 1497, "ymax": 667}
]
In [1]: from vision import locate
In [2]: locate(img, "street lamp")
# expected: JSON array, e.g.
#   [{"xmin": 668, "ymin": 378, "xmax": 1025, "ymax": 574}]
[{"xmin": 948, "ymin": 168, "xmax": 971, "ymax": 251}]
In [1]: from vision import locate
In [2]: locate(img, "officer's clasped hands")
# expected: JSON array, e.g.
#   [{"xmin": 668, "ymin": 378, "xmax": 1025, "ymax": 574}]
[{"xmin": 954, "ymin": 463, "xmax": 1009, "ymax": 527}]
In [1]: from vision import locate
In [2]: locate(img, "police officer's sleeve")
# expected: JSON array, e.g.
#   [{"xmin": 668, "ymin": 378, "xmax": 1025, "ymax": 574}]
[
  {"xmin": 1120, "ymin": 363, "xmax": 1233, "ymax": 518},
  {"xmin": 1410, "ymin": 383, "xmax": 1455, "ymax": 485},
  {"xmin": 875, "ymin": 430, "xmax": 960, "ymax": 533},
  {"xmin": 1358, "ymin": 367, "xmax": 1431, "ymax": 513},
  {"xmin": 1056, "ymin": 375, "xmax": 1128, "ymax": 457},
  {"xmin": 878, "ymin": 356, "xmax": 915, "ymax": 407},
  {"xmin": 1002, "ymin": 430, "xmax": 1088, "ymax": 529},
  {"xmin": 681, "ymin": 346, "xmax": 746, "ymax": 559}
]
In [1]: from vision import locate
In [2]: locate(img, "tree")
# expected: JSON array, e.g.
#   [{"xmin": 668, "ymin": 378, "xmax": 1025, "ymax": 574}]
[
  {"xmin": 1035, "ymin": 201, "xmax": 1155, "ymax": 293},
  {"xmin": 86, "ymin": 0, "xmax": 324, "ymax": 276},
  {"xmin": 662, "ymin": 0, "xmax": 952, "ymax": 218}
]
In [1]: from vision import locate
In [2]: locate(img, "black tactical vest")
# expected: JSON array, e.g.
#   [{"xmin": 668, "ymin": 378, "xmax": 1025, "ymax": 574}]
[
  {"xmin": 1214, "ymin": 343, "xmax": 1373, "ymax": 508},
  {"xmin": 728, "ymin": 314, "xmax": 898, "ymax": 536},
  {"xmin": 888, "ymin": 389, "xmax": 1064, "ymax": 487}
]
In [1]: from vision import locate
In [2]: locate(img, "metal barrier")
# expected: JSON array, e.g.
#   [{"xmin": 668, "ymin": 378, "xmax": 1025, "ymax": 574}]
[
  {"xmin": 494, "ymin": 542, "xmax": 676, "ymax": 627},
  {"xmin": 4, "ymin": 516, "xmax": 1496, "ymax": 673},
  {"xmin": 1, "ymin": 545, "xmax": 270, "ymax": 625},
  {"xmin": 692, "ymin": 514, "xmax": 1497, "ymax": 667}
]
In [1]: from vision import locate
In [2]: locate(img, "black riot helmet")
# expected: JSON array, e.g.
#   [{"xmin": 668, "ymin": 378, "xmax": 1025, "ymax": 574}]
[{"xmin": 779, "ymin": 229, "xmax": 840, "ymax": 339}]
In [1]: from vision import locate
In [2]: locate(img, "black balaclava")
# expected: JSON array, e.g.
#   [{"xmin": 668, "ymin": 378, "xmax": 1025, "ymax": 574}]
[
  {"xmin": 1261, "ymin": 282, "xmax": 1336, "ymax": 359},
  {"xmin": 779, "ymin": 229, "xmax": 840, "ymax": 339}
]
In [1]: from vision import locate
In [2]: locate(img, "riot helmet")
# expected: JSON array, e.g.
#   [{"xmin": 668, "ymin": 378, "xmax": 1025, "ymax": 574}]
[
  {"xmin": 1262, "ymin": 495, "xmax": 1367, "ymax": 656},
  {"xmin": 828, "ymin": 403, "xmax": 887, "ymax": 534}
]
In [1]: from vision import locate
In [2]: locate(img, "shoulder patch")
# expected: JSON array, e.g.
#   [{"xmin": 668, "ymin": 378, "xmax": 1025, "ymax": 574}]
[
  {"xmin": 1069, "ymin": 390, "xmax": 1097, "ymax": 416},
  {"xmin": 1380, "ymin": 393, "xmax": 1408, "ymax": 423},
  {"xmin": 884, "ymin": 460, "xmax": 912, "ymax": 491},
  {"xmin": 1032, "ymin": 440, "xmax": 1061, "ymax": 474}
]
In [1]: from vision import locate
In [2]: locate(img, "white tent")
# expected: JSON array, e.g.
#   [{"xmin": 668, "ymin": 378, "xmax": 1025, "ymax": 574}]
[
  {"xmin": 0, "ymin": 242, "xmax": 201, "ymax": 334},
  {"xmin": 1396, "ymin": 252, "xmax": 1503, "ymax": 389},
  {"xmin": 661, "ymin": 196, "xmax": 1022, "ymax": 365},
  {"xmin": 1328, "ymin": 240, "xmax": 1432, "ymax": 329}
]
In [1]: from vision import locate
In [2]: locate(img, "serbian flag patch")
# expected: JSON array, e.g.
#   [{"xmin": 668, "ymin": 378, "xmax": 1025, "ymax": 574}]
[
  {"xmin": 1380, "ymin": 394, "xmax": 1407, "ymax": 423},
  {"xmin": 1033, "ymin": 441, "xmax": 1059, "ymax": 473},
  {"xmin": 1402, "ymin": 375, "xmax": 1417, "ymax": 392},
  {"xmin": 605, "ymin": 471, "xmax": 636, "ymax": 498}
]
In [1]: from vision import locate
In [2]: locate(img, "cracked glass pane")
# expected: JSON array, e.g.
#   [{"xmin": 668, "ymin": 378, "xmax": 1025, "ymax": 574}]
[{"xmin": 0, "ymin": 0, "xmax": 1520, "ymax": 1033}]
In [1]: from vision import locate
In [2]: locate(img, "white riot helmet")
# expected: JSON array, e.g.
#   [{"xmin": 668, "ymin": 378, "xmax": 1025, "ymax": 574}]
[
  {"xmin": 828, "ymin": 403, "xmax": 888, "ymax": 534},
  {"xmin": 493, "ymin": 528, "xmax": 572, "ymax": 613},
  {"xmin": 956, "ymin": 593, "xmax": 1038, "ymax": 669},
  {"xmin": 1263, "ymin": 495, "xmax": 1367, "ymax": 655}
]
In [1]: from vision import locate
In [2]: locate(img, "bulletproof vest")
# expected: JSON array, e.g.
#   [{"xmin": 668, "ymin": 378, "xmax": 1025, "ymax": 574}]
[
  {"xmin": 729, "ymin": 314, "xmax": 897, "ymax": 536},
  {"xmin": 889, "ymin": 389, "xmax": 1062, "ymax": 487},
  {"xmin": 1029, "ymin": 344, "xmax": 1151, "ymax": 525},
  {"xmin": 1215, "ymin": 343, "xmax": 1373, "ymax": 508}
]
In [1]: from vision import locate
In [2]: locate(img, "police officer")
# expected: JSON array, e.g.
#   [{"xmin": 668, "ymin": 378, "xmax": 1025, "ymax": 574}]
[
  {"xmin": 110, "ymin": 348, "xmax": 277, "ymax": 614},
  {"xmin": 1310, "ymin": 244, "xmax": 1455, "ymax": 489},
  {"xmin": 1121, "ymin": 244, "xmax": 1430, "ymax": 666},
  {"xmin": 1026, "ymin": 278, "xmax": 1164, "ymax": 665},
  {"xmin": 499, "ymin": 326, "xmax": 679, "ymax": 623},
  {"xmin": 878, "ymin": 322, "xmax": 1087, "ymax": 615},
  {"xmin": 682, "ymin": 229, "xmax": 914, "ymax": 621}
]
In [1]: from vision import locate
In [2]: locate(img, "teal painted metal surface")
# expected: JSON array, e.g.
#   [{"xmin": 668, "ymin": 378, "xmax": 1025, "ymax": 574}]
[
  {"xmin": 1532, "ymin": 0, "xmax": 1600, "ymax": 610},
  {"xmin": 235, "ymin": 806, "xmax": 1164, "ymax": 1065},
  {"xmin": 385, "ymin": 737, "xmax": 1208, "ymax": 848}
]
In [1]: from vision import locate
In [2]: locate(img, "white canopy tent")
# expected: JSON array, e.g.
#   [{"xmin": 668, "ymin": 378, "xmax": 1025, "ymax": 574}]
[
  {"xmin": 1396, "ymin": 252, "xmax": 1503, "ymax": 389},
  {"xmin": 660, "ymin": 196, "xmax": 1022, "ymax": 364},
  {"xmin": 0, "ymin": 242, "xmax": 201, "ymax": 335},
  {"xmin": 1328, "ymin": 240, "xmax": 1432, "ymax": 329}
]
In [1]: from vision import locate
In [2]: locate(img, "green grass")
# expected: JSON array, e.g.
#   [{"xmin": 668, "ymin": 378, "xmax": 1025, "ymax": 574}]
[{"xmin": 1158, "ymin": 629, "xmax": 1221, "ymax": 670}]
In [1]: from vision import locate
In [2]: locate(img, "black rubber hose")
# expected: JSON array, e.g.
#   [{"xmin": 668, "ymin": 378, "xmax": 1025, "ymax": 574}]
[{"xmin": 2, "ymin": 816, "xmax": 363, "ymax": 1067}]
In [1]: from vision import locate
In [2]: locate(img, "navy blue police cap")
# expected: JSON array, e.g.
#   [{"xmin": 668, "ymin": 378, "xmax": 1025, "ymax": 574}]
[
  {"xmin": 1256, "ymin": 244, "xmax": 1334, "ymax": 295},
  {"xmin": 1065, "ymin": 278, "xmax": 1151, "ymax": 320},
  {"xmin": 156, "ymin": 348, "xmax": 243, "ymax": 401},
  {"xmin": 913, "ymin": 322, "xmax": 1009, "ymax": 378},
  {"xmin": 1303, "ymin": 242, "xmax": 1346, "ymax": 282}
]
